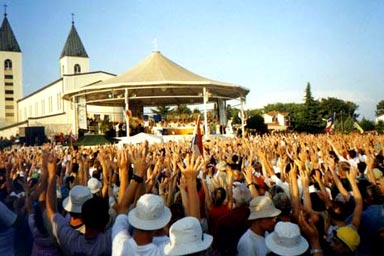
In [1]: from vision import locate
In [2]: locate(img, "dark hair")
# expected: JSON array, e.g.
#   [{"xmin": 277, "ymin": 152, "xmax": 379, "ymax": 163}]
[
  {"xmin": 213, "ymin": 187, "xmax": 227, "ymax": 207},
  {"xmin": 357, "ymin": 162, "xmax": 367, "ymax": 174},
  {"xmin": 310, "ymin": 192, "xmax": 326, "ymax": 212},
  {"xmin": 329, "ymin": 201, "xmax": 350, "ymax": 221},
  {"xmin": 82, "ymin": 197, "xmax": 109, "ymax": 232}
]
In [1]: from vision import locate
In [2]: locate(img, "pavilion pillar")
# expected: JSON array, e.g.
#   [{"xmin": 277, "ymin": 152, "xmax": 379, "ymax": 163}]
[
  {"xmin": 240, "ymin": 97, "xmax": 245, "ymax": 137},
  {"xmin": 124, "ymin": 88, "xmax": 130, "ymax": 137},
  {"xmin": 203, "ymin": 87, "xmax": 208, "ymax": 137}
]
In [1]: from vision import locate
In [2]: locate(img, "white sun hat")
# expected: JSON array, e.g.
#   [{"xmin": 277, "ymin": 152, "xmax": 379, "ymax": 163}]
[
  {"xmin": 164, "ymin": 216, "xmax": 213, "ymax": 255},
  {"xmin": 62, "ymin": 185, "xmax": 93, "ymax": 213},
  {"xmin": 265, "ymin": 222, "xmax": 309, "ymax": 256},
  {"xmin": 128, "ymin": 193, "xmax": 171, "ymax": 231},
  {"xmin": 87, "ymin": 177, "xmax": 102, "ymax": 194},
  {"xmin": 248, "ymin": 196, "xmax": 281, "ymax": 220}
]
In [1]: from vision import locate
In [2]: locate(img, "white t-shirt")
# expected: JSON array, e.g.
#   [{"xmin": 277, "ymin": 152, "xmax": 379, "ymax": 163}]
[
  {"xmin": 237, "ymin": 229, "xmax": 269, "ymax": 256},
  {"xmin": 112, "ymin": 214, "xmax": 169, "ymax": 256}
]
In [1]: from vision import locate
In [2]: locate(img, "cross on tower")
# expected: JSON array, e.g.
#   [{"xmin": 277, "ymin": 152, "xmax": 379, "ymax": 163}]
[{"xmin": 4, "ymin": 4, "xmax": 7, "ymax": 17}]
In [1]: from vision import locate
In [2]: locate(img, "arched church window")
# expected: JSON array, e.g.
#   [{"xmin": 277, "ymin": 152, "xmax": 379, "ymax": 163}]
[
  {"xmin": 74, "ymin": 64, "xmax": 81, "ymax": 74},
  {"xmin": 4, "ymin": 59, "xmax": 12, "ymax": 70}
]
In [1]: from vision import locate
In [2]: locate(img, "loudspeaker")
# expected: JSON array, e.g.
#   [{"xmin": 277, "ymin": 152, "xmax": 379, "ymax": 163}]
[{"xmin": 19, "ymin": 127, "xmax": 46, "ymax": 146}]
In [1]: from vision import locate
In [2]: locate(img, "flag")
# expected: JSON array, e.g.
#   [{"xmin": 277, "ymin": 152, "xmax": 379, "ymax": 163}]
[
  {"xmin": 191, "ymin": 116, "xmax": 204, "ymax": 156},
  {"xmin": 325, "ymin": 112, "xmax": 336, "ymax": 133},
  {"xmin": 353, "ymin": 121, "xmax": 364, "ymax": 134},
  {"xmin": 70, "ymin": 132, "xmax": 78, "ymax": 142}
]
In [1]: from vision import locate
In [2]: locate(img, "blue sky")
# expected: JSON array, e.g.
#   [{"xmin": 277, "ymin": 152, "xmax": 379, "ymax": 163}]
[{"xmin": 6, "ymin": 0, "xmax": 384, "ymax": 120}]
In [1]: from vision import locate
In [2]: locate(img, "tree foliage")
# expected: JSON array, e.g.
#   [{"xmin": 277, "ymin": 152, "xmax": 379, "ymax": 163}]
[
  {"xmin": 376, "ymin": 100, "xmax": 384, "ymax": 116},
  {"xmin": 151, "ymin": 105, "xmax": 172, "ymax": 117},
  {"xmin": 260, "ymin": 82, "xmax": 360, "ymax": 134},
  {"xmin": 359, "ymin": 118, "xmax": 375, "ymax": 132},
  {"xmin": 246, "ymin": 114, "xmax": 268, "ymax": 134},
  {"xmin": 173, "ymin": 104, "xmax": 192, "ymax": 115}
]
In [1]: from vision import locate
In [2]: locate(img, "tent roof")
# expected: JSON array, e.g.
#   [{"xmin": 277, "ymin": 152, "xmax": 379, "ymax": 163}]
[{"xmin": 63, "ymin": 51, "xmax": 249, "ymax": 106}]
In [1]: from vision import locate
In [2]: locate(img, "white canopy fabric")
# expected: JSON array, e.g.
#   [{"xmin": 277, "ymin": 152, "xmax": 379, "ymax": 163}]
[{"xmin": 63, "ymin": 51, "xmax": 249, "ymax": 106}]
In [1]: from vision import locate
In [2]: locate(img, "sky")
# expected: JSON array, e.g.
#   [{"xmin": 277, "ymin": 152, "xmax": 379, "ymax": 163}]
[{"xmin": 6, "ymin": 0, "xmax": 384, "ymax": 120}]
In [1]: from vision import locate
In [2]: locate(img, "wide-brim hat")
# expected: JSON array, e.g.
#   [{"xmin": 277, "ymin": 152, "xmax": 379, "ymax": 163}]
[
  {"xmin": 266, "ymin": 222, "xmax": 309, "ymax": 256},
  {"xmin": 62, "ymin": 185, "xmax": 93, "ymax": 213},
  {"xmin": 248, "ymin": 196, "xmax": 281, "ymax": 220},
  {"xmin": 128, "ymin": 194, "xmax": 171, "ymax": 231},
  {"xmin": 164, "ymin": 216, "xmax": 213, "ymax": 255}
]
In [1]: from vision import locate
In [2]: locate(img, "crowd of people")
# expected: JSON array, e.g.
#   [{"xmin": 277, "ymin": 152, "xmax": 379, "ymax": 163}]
[{"xmin": 0, "ymin": 132, "xmax": 383, "ymax": 255}]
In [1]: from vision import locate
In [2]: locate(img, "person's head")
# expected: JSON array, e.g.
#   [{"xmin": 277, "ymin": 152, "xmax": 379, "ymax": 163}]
[
  {"xmin": 128, "ymin": 193, "xmax": 171, "ymax": 232},
  {"xmin": 329, "ymin": 200, "xmax": 351, "ymax": 223},
  {"xmin": 357, "ymin": 162, "xmax": 367, "ymax": 175},
  {"xmin": 232, "ymin": 183, "xmax": 251, "ymax": 207},
  {"xmin": 164, "ymin": 216, "xmax": 213, "ymax": 256},
  {"xmin": 365, "ymin": 184, "xmax": 384, "ymax": 205},
  {"xmin": 62, "ymin": 185, "xmax": 93, "ymax": 214},
  {"xmin": 265, "ymin": 222, "xmax": 309, "ymax": 256},
  {"xmin": 270, "ymin": 185, "xmax": 284, "ymax": 198},
  {"xmin": 87, "ymin": 177, "xmax": 102, "ymax": 196},
  {"xmin": 212, "ymin": 187, "xmax": 227, "ymax": 207},
  {"xmin": 248, "ymin": 196, "xmax": 281, "ymax": 232},
  {"xmin": 81, "ymin": 197, "xmax": 109, "ymax": 232},
  {"xmin": 330, "ymin": 226, "xmax": 360, "ymax": 255},
  {"xmin": 273, "ymin": 192, "xmax": 292, "ymax": 219}
]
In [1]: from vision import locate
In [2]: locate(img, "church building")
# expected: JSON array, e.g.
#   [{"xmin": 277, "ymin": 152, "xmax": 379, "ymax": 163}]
[{"xmin": 0, "ymin": 11, "xmax": 122, "ymax": 138}]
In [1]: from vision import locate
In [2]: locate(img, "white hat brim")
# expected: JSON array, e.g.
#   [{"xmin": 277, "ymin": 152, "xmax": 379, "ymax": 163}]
[
  {"xmin": 265, "ymin": 233, "xmax": 309, "ymax": 256},
  {"xmin": 164, "ymin": 233, "xmax": 213, "ymax": 256},
  {"xmin": 128, "ymin": 206, "xmax": 171, "ymax": 231},
  {"xmin": 62, "ymin": 196, "xmax": 81, "ymax": 213}
]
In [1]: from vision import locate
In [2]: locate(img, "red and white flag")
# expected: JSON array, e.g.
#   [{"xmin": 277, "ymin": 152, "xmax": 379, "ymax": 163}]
[
  {"xmin": 191, "ymin": 116, "xmax": 204, "ymax": 156},
  {"xmin": 325, "ymin": 112, "xmax": 336, "ymax": 133}
]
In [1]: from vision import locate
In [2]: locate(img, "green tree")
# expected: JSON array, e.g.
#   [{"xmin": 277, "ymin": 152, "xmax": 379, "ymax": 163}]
[
  {"xmin": 226, "ymin": 105, "xmax": 241, "ymax": 124},
  {"xmin": 376, "ymin": 100, "xmax": 384, "ymax": 116},
  {"xmin": 359, "ymin": 118, "xmax": 375, "ymax": 132},
  {"xmin": 334, "ymin": 115, "xmax": 355, "ymax": 133},
  {"xmin": 376, "ymin": 120, "xmax": 384, "ymax": 134},
  {"xmin": 173, "ymin": 104, "xmax": 192, "ymax": 115},
  {"xmin": 246, "ymin": 114, "xmax": 268, "ymax": 134},
  {"xmin": 319, "ymin": 97, "xmax": 359, "ymax": 120},
  {"xmin": 295, "ymin": 82, "xmax": 323, "ymax": 133},
  {"xmin": 151, "ymin": 105, "xmax": 172, "ymax": 118}
]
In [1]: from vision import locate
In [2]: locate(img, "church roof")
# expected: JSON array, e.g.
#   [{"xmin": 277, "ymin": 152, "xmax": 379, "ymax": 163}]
[
  {"xmin": 60, "ymin": 23, "xmax": 88, "ymax": 58},
  {"xmin": 0, "ymin": 15, "xmax": 21, "ymax": 52}
]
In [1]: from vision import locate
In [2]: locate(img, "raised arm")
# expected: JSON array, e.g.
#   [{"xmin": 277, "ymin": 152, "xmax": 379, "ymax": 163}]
[
  {"xmin": 177, "ymin": 153, "xmax": 204, "ymax": 219},
  {"xmin": 45, "ymin": 151, "xmax": 57, "ymax": 222},
  {"xmin": 346, "ymin": 167, "xmax": 362, "ymax": 229}
]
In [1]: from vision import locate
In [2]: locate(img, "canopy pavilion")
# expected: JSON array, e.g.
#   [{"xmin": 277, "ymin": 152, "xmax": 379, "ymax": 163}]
[{"xmin": 63, "ymin": 51, "xmax": 250, "ymax": 137}]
